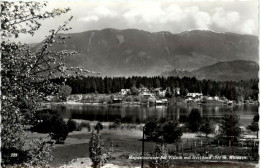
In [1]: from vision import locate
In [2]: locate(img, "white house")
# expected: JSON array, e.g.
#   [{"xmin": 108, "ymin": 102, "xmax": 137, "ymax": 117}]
[
  {"xmin": 186, "ymin": 93, "xmax": 203, "ymax": 99},
  {"xmin": 119, "ymin": 89, "xmax": 130, "ymax": 95},
  {"xmin": 207, "ymin": 97, "xmax": 213, "ymax": 101},
  {"xmin": 213, "ymin": 96, "xmax": 219, "ymax": 101},
  {"xmin": 140, "ymin": 92, "xmax": 154, "ymax": 98}
]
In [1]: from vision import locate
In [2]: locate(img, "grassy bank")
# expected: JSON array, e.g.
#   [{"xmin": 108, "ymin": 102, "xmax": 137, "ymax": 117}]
[{"xmin": 38, "ymin": 127, "xmax": 256, "ymax": 168}]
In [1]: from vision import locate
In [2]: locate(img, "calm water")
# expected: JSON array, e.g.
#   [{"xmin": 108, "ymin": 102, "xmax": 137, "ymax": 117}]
[{"xmin": 52, "ymin": 104, "xmax": 258, "ymax": 126}]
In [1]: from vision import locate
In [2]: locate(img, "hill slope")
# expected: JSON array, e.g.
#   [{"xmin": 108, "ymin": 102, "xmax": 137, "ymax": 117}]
[{"xmin": 192, "ymin": 60, "xmax": 259, "ymax": 81}]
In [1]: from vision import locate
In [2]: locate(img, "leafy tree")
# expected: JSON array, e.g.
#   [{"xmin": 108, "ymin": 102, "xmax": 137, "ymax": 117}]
[
  {"xmin": 133, "ymin": 96, "xmax": 141, "ymax": 102},
  {"xmin": 144, "ymin": 118, "xmax": 182, "ymax": 143},
  {"xmin": 1, "ymin": 1, "xmax": 90, "ymax": 165},
  {"xmin": 125, "ymin": 96, "xmax": 133, "ymax": 102},
  {"xmin": 67, "ymin": 118, "xmax": 77, "ymax": 132},
  {"xmin": 161, "ymin": 120, "xmax": 182, "ymax": 143},
  {"xmin": 58, "ymin": 85, "xmax": 72, "ymax": 101},
  {"xmin": 187, "ymin": 109, "xmax": 202, "ymax": 132},
  {"xmin": 200, "ymin": 117, "xmax": 213, "ymax": 138},
  {"xmin": 144, "ymin": 118, "xmax": 161, "ymax": 141},
  {"xmin": 149, "ymin": 143, "xmax": 169, "ymax": 168},
  {"xmin": 89, "ymin": 132, "xmax": 112, "ymax": 168},
  {"xmin": 148, "ymin": 96, "xmax": 156, "ymax": 103},
  {"xmin": 247, "ymin": 114, "xmax": 259, "ymax": 138},
  {"xmin": 49, "ymin": 116, "xmax": 69, "ymax": 143},
  {"xmin": 1, "ymin": 1, "xmax": 70, "ymax": 165},
  {"xmin": 31, "ymin": 110, "xmax": 56, "ymax": 133},
  {"xmin": 130, "ymin": 86, "xmax": 140, "ymax": 95},
  {"xmin": 219, "ymin": 111, "xmax": 241, "ymax": 144}
]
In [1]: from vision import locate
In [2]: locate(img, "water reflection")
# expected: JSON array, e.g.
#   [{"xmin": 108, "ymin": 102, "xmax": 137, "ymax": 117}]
[{"xmin": 52, "ymin": 104, "xmax": 258, "ymax": 126}]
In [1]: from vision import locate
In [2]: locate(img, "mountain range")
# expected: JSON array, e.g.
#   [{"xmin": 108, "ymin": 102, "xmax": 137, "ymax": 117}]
[{"xmin": 33, "ymin": 28, "xmax": 259, "ymax": 81}]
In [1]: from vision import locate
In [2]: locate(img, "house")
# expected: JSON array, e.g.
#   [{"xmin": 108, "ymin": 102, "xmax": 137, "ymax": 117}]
[
  {"xmin": 186, "ymin": 93, "xmax": 203, "ymax": 100},
  {"xmin": 140, "ymin": 92, "xmax": 154, "ymax": 98},
  {"xmin": 67, "ymin": 94, "xmax": 83, "ymax": 102},
  {"xmin": 161, "ymin": 99, "xmax": 168, "ymax": 104},
  {"xmin": 155, "ymin": 100, "xmax": 163, "ymax": 105},
  {"xmin": 139, "ymin": 87, "xmax": 149, "ymax": 94},
  {"xmin": 213, "ymin": 96, "xmax": 219, "ymax": 101},
  {"xmin": 138, "ymin": 86, "xmax": 154, "ymax": 98},
  {"xmin": 173, "ymin": 87, "xmax": 180, "ymax": 95},
  {"xmin": 119, "ymin": 89, "xmax": 130, "ymax": 95},
  {"xmin": 154, "ymin": 88, "xmax": 166, "ymax": 97},
  {"xmin": 207, "ymin": 97, "xmax": 213, "ymax": 101},
  {"xmin": 112, "ymin": 96, "xmax": 122, "ymax": 103}
]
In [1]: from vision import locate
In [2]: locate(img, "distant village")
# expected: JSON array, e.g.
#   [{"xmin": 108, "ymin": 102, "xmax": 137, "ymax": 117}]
[{"xmin": 47, "ymin": 85, "xmax": 257, "ymax": 105}]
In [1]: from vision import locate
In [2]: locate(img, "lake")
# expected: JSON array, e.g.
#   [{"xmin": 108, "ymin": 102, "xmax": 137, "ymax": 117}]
[{"xmin": 51, "ymin": 104, "xmax": 258, "ymax": 127}]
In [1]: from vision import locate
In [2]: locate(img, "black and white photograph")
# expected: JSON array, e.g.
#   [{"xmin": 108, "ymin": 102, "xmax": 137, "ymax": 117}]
[{"xmin": 1, "ymin": 0, "xmax": 259, "ymax": 167}]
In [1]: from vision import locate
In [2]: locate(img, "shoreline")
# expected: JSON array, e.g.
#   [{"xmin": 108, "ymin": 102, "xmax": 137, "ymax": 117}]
[{"xmin": 40, "ymin": 101, "xmax": 258, "ymax": 107}]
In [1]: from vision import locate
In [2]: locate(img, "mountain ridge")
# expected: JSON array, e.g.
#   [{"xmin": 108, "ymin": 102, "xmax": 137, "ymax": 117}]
[
  {"xmin": 33, "ymin": 28, "xmax": 259, "ymax": 79},
  {"xmin": 162, "ymin": 60, "xmax": 259, "ymax": 81}
]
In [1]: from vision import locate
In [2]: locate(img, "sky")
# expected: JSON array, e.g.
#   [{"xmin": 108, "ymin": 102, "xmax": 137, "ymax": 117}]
[{"xmin": 16, "ymin": 0, "xmax": 259, "ymax": 43}]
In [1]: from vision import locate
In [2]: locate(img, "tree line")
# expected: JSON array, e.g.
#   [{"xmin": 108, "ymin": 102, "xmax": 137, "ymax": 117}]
[{"xmin": 52, "ymin": 76, "xmax": 258, "ymax": 101}]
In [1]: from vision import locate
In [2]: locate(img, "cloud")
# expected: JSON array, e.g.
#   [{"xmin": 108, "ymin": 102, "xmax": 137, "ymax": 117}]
[
  {"xmin": 212, "ymin": 7, "xmax": 240, "ymax": 29},
  {"xmin": 76, "ymin": 3, "xmax": 256, "ymax": 35},
  {"xmin": 184, "ymin": 6, "xmax": 211, "ymax": 28},
  {"xmin": 211, "ymin": 7, "xmax": 257, "ymax": 35},
  {"xmin": 122, "ymin": 3, "xmax": 212, "ymax": 30},
  {"xmin": 14, "ymin": 1, "xmax": 258, "ymax": 43},
  {"xmin": 78, "ymin": 6, "xmax": 117, "ymax": 22},
  {"xmin": 78, "ymin": 15, "xmax": 99, "ymax": 22},
  {"xmin": 123, "ymin": 2, "xmax": 164, "ymax": 24},
  {"xmin": 93, "ymin": 6, "xmax": 117, "ymax": 18},
  {"xmin": 241, "ymin": 19, "xmax": 256, "ymax": 34}
]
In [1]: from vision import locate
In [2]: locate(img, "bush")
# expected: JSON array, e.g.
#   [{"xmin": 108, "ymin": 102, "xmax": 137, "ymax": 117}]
[
  {"xmin": 133, "ymin": 96, "xmax": 141, "ymax": 102},
  {"xmin": 200, "ymin": 117, "xmax": 213, "ymax": 137},
  {"xmin": 67, "ymin": 118, "xmax": 77, "ymax": 132},
  {"xmin": 130, "ymin": 86, "xmax": 140, "ymax": 95},
  {"xmin": 144, "ymin": 118, "xmax": 182, "ymax": 143},
  {"xmin": 49, "ymin": 116, "xmax": 69, "ymax": 143},
  {"xmin": 148, "ymin": 97, "xmax": 156, "ymax": 103},
  {"xmin": 125, "ymin": 96, "xmax": 132, "ymax": 102},
  {"xmin": 58, "ymin": 85, "xmax": 72, "ymax": 102},
  {"xmin": 31, "ymin": 114, "xmax": 53, "ymax": 133},
  {"xmin": 75, "ymin": 122, "xmax": 91, "ymax": 132},
  {"xmin": 95, "ymin": 122, "xmax": 103, "ymax": 133},
  {"xmin": 109, "ymin": 119, "xmax": 121, "ymax": 129},
  {"xmin": 31, "ymin": 110, "xmax": 58, "ymax": 133},
  {"xmin": 144, "ymin": 119, "xmax": 161, "ymax": 141},
  {"xmin": 161, "ymin": 121, "xmax": 182, "ymax": 143},
  {"xmin": 187, "ymin": 108, "xmax": 202, "ymax": 132}
]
